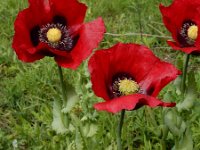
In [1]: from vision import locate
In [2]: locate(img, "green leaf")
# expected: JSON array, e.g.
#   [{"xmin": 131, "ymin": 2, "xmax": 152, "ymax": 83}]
[
  {"xmin": 83, "ymin": 124, "xmax": 98, "ymax": 138},
  {"xmin": 164, "ymin": 110, "xmax": 186, "ymax": 137},
  {"xmin": 68, "ymin": 123, "xmax": 76, "ymax": 132},
  {"xmin": 164, "ymin": 110, "xmax": 180, "ymax": 136},
  {"xmin": 177, "ymin": 71, "xmax": 197, "ymax": 111},
  {"xmin": 177, "ymin": 127, "xmax": 193, "ymax": 150},
  {"xmin": 87, "ymin": 124, "xmax": 98, "ymax": 137},
  {"xmin": 160, "ymin": 125, "xmax": 169, "ymax": 139},
  {"xmin": 67, "ymin": 141, "xmax": 75, "ymax": 150},
  {"xmin": 62, "ymin": 83, "xmax": 79, "ymax": 113},
  {"xmin": 51, "ymin": 100, "xmax": 67, "ymax": 134},
  {"xmin": 174, "ymin": 76, "xmax": 182, "ymax": 95}
]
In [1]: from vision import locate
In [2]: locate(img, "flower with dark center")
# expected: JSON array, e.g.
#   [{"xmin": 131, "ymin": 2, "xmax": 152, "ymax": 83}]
[
  {"xmin": 88, "ymin": 43, "xmax": 180, "ymax": 113},
  {"xmin": 12, "ymin": 0, "xmax": 105, "ymax": 69},
  {"xmin": 160, "ymin": 0, "xmax": 200, "ymax": 54}
]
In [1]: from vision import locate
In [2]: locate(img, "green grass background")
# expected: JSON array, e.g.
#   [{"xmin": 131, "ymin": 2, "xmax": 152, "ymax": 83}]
[{"xmin": 1, "ymin": 0, "xmax": 200, "ymax": 149}]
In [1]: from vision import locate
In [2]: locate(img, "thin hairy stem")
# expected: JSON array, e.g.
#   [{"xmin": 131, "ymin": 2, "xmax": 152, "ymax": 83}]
[{"xmin": 117, "ymin": 110, "xmax": 126, "ymax": 150}]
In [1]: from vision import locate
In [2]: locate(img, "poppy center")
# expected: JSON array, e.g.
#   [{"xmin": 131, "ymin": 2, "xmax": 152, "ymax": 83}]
[
  {"xmin": 47, "ymin": 28, "xmax": 62, "ymax": 43},
  {"xmin": 187, "ymin": 25, "xmax": 198, "ymax": 40},
  {"xmin": 178, "ymin": 20, "xmax": 197, "ymax": 47},
  {"xmin": 109, "ymin": 73, "xmax": 141, "ymax": 98},
  {"xmin": 118, "ymin": 79, "xmax": 139, "ymax": 96},
  {"xmin": 39, "ymin": 23, "xmax": 73, "ymax": 51}
]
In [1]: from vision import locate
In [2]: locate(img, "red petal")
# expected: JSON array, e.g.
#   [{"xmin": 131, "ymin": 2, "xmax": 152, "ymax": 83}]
[
  {"xmin": 139, "ymin": 60, "xmax": 181, "ymax": 97},
  {"xmin": 54, "ymin": 55, "xmax": 77, "ymax": 69},
  {"xmin": 167, "ymin": 41, "xmax": 200, "ymax": 54},
  {"xmin": 28, "ymin": 0, "xmax": 52, "ymax": 26},
  {"xmin": 50, "ymin": 0, "xmax": 87, "ymax": 26},
  {"xmin": 12, "ymin": 20, "xmax": 45, "ymax": 62},
  {"xmin": 12, "ymin": 0, "xmax": 52, "ymax": 62},
  {"xmin": 159, "ymin": 4, "xmax": 179, "ymax": 42},
  {"xmin": 89, "ymin": 49, "xmax": 111, "ymax": 101},
  {"xmin": 12, "ymin": 43, "xmax": 45, "ymax": 62},
  {"xmin": 56, "ymin": 18, "xmax": 105, "ymax": 69},
  {"xmin": 108, "ymin": 44, "xmax": 159, "ymax": 82},
  {"xmin": 94, "ymin": 94, "xmax": 176, "ymax": 113}
]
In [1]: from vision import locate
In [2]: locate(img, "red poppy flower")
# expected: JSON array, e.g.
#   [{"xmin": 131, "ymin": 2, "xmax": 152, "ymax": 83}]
[
  {"xmin": 160, "ymin": 0, "xmax": 200, "ymax": 54},
  {"xmin": 88, "ymin": 43, "xmax": 180, "ymax": 113},
  {"xmin": 12, "ymin": 0, "xmax": 105, "ymax": 69}
]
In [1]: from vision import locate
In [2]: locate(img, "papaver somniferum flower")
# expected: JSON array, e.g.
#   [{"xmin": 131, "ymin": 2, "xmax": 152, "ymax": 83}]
[
  {"xmin": 12, "ymin": 0, "xmax": 105, "ymax": 69},
  {"xmin": 88, "ymin": 43, "xmax": 180, "ymax": 113},
  {"xmin": 160, "ymin": 0, "xmax": 200, "ymax": 54}
]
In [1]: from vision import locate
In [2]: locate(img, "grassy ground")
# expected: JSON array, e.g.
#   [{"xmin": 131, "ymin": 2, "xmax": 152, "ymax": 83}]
[{"xmin": 1, "ymin": 0, "xmax": 200, "ymax": 149}]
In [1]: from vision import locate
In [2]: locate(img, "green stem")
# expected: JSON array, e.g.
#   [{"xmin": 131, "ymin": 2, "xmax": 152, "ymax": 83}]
[
  {"xmin": 161, "ymin": 112, "xmax": 168, "ymax": 150},
  {"xmin": 161, "ymin": 139, "xmax": 166, "ymax": 150},
  {"xmin": 181, "ymin": 54, "xmax": 190, "ymax": 93},
  {"xmin": 117, "ymin": 110, "xmax": 125, "ymax": 150},
  {"xmin": 57, "ymin": 65, "xmax": 68, "ymax": 106},
  {"xmin": 174, "ymin": 136, "xmax": 179, "ymax": 150},
  {"xmin": 135, "ymin": 0, "xmax": 144, "ymax": 43},
  {"xmin": 57, "ymin": 65, "xmax": 69, "ymax": 127}
]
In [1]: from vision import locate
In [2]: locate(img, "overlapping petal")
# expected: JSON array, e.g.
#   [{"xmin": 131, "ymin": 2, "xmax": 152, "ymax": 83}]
[
  {"xmin": 139, "ymin": 60, "xmax": 181, "ymax": 97},
  {"xmin": 94, "ymin": 94, "xmax": 176, "ymax": 114},
  {"xmin": 55, "ymin": 18, "xmax": 105, "ymax": 69}
]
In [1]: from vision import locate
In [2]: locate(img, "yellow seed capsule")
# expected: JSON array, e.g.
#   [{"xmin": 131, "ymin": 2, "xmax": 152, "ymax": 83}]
[
  {"xmin": 118, "ymin": 79, "xmax": 139, "ymax": 96},
  {"xmin": 47, "ymin": 28, "xmax": 62, "ymax": 43},
  {"xmin": 187, "ymin": 25, "xmax": 198, "ymax": 40}
]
